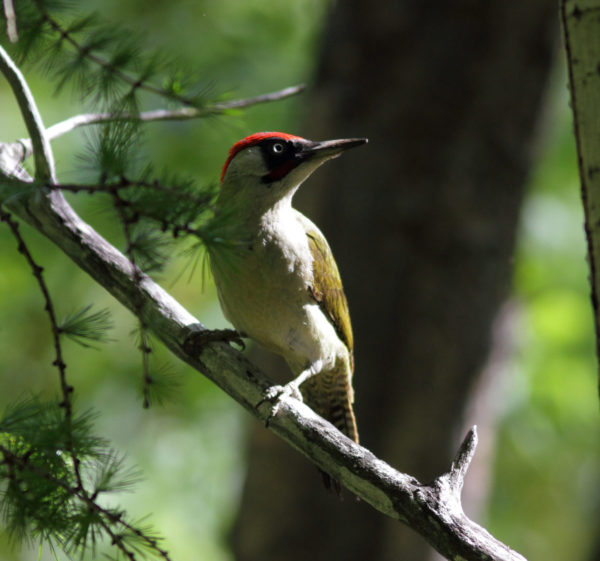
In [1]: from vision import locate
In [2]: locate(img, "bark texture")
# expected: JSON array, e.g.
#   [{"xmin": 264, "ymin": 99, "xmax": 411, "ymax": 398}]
[
  {"xmin": 560, "ymin": 0, "xmax": 600, "ymax": 389},
  {"xmin": 232, "ymin": 1, "xmax": 557, "ymax": 560}
]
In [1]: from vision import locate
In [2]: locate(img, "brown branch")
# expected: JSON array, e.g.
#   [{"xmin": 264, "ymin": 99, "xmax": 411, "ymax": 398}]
[
  {"xmin": 0, "ymin": 209, "xmax": 72, "ymax": 414},
  {"xmin": 0, "ymin": 206, "xmax": 93, "ymax": 509}
]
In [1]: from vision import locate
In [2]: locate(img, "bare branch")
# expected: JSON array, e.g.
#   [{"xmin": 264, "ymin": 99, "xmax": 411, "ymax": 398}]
[
  {"xmin": 0, "ymin": 208, "xmax": 72, "ymax": 416},
  {"xmin": 3, "ymin": 0, "xmax": 18, "ymax": 42},
  {"xmin": 13, "ymin": 84, "xmax": 305, "ymax": 161},
  {"xmin": 448, "ymin": 425, "xmax": 478, "ymax": 492},
  {"xmin": 209, "ymin": 84, "xmax": 306, "ymax": 110},
  {"xmin": 0, "ymin": 46, "xmax": 55, "ymax": 183}
]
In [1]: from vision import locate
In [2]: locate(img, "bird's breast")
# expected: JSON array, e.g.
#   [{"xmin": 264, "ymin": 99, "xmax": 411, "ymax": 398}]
[{"xmin": 210, "ymin": 220, "xmax": 314, "ymax": 355}]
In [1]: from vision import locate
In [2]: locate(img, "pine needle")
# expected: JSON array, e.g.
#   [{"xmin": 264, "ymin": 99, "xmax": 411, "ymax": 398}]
[{"xmin": 58, "ymin": 305, "xmax": 113, "ymax": 348}]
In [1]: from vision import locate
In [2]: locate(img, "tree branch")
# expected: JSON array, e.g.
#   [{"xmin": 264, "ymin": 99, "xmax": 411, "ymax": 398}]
[
  {"xmin": 0, "ymin": 176, "xmax": 526, "ymax": 561},
  {"xmin": 0, "ymin": 45, "xmax": 55, "ymax": 183},
  {"xmin": 0, "ymin": 46, "xmax": 525, "ymax": 561},
  {"xmin": 560, "ymin": 0, "xmax": 600, "ymax": 390},
  {"xmin": 2, "ymin": 0, "xmax": 18, "ymax": 42},
  {"xmin": 13, "ymin": 84, "xmax": 305, "ymax": 162}
]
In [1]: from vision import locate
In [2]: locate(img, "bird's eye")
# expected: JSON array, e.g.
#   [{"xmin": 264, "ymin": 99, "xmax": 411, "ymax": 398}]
[{"xmin": 272, "ymin": 142, "xmax": 284, "ymax": 154}]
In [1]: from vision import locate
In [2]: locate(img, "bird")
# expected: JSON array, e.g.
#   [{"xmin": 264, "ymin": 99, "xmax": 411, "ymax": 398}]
[{"xmin": 208, "ymin": 131, "xmax": 367, "ymax": 490}]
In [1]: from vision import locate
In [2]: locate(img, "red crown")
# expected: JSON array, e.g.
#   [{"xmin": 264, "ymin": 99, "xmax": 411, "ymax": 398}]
[{"xmin": 221, "ymin": 132, "xmax": 304, "ymax": 182}]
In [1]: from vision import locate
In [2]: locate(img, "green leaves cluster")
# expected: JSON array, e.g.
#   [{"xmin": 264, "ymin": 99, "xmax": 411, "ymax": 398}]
[
  {"xmin": 0, "ymin": 399, "xmax": 166, "ymax": 560},
  {"xmin": 0, "ymin": 0, "xmax": 308, "ymax": 558},
  {"xmin": 0, "ymin": 1, "xmax": 241, "ymax": 558},
  {"xmin": 3, "ymin": 0, "xmax": 251, "ymax": 286},
  {"xmin": 59, "ymin": 305, "xmax": 113, "ymax": 348},
  {"xmin": 7, "ymin": 0, "xmax": 207, "ymax": 108}
]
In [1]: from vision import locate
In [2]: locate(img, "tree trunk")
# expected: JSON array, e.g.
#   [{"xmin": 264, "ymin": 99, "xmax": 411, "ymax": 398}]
[
  {"xmin": 560, "ymin": 0, "xmax": 600, "ymax": 390},
  {"xmin": 232, "ymin": 1, "xmax": 557, "ymax": 559}
]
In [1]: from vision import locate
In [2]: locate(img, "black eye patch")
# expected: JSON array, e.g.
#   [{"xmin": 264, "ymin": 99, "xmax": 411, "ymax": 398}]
[{"xmin": 260, "ymin": 139, "xmax": 300, "ymax": 183}]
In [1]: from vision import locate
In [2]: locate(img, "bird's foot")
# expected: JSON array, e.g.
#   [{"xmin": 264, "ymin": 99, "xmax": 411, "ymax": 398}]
[
  {"xmin": 183, "ymin": 328, "xmax": 246, "ymax": 355},
  {"xmin": 256, "ymin": 381, "xmax": 303, "ymax": 427}
]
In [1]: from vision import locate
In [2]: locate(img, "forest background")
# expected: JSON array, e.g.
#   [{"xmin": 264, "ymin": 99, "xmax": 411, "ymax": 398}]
[{"xmin": 0, "ymin": 1, "xmax": 598, "ymax": 561}]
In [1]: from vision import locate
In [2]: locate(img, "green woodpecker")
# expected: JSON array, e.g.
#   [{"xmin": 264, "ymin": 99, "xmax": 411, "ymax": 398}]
[{"xmin": 209, "ymin": 132, "xmax": 367, "ymax": 480}]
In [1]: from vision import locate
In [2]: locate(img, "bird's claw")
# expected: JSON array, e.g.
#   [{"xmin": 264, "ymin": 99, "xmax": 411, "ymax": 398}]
[
  {"xmin": 183, "ymin": 328, "xmax": 246, "ymax": 355},
  {"xmin": 256, "ymin": 383, "xmax": 303, "ymax": 427}
]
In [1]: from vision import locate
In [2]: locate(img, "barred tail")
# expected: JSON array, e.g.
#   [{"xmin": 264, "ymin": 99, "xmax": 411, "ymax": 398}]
[
  {"xmin": 329, "ymin": 383, "xmax": 359, "ymax": 444},
  {"xmin": 301, "ymin": 365, "xmax": 358, "ymax": 495}
]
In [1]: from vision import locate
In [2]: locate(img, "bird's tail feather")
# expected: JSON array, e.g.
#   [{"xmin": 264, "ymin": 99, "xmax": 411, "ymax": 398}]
[{"xmin": 301, "ymin": 367, "xmax": 358, "ymax": 495}]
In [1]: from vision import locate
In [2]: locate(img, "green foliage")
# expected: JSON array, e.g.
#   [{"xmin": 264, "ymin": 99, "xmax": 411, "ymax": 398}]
[
  {"xmin": 127, "ymin": 228, "xmax": 172, "ymax": 274},
  {"xmin": 9, "ymin": 0, "xmax": 209, "ymax": 108},
  {"xmin": 88, "ymin": 123, "xmax": 141, "ymax": 183},
  {"xmin": 0, "ymin": 399, "xmax": 165, "ymax": 559},
  {"xmin": 138, "ymin": 364, "xmax": 182, "ymax": 408},
  {"xmin": 59, "ymin": 305, "xmax": 113, "ymax": 348},
  {"xmin": 0, "ymin": 0, "xmax": 324, "ymax": 560}
]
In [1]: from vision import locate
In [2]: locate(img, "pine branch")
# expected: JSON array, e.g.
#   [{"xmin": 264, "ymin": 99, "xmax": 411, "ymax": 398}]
[
  {"xmin": 37, "ymin": 7, "xmax": 196, "ymax": 106},
  {"xmin": 52, "ymin": 178, "xmax": 207, "ymax": 202},
  {"xmin": 0, "ymin": 442, "xmax": 171, "ymax": 561},
  {"xmin": 13, "ymin": 84, "xmax": 305, "ymax": 162},
  {"xmin": 109, "ymin": 185, "xmax": 155, "ymax": 406},
  {"xmin": 0, "ymin": 209, "xmax": 73, "ymax": 423},
  {"xmin": 44, "ymin": 178, "xmax": 224, "ymax": 256},
  {"xmin": 59, "ymin": 305, "xmax": 113, "ymax": 347}
]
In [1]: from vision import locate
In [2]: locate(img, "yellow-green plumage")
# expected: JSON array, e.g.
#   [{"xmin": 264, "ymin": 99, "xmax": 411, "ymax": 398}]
[
  {"xmin": 210, "ymin": 132, "xmax": 366, "ymax": 491},
  {"xmin": 303, "ymin": 225, "xmax": 358, "ymax": 445}
]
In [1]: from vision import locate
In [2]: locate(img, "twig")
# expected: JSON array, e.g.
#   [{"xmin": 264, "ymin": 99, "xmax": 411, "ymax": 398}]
[
  {"xmin": 14, "ymin": 84, "xmax": 305, "ymax": 161},
  {"xmin": 51, "ymin": 178, "xmax": 211, "ymax": 205},
  {"xmin": 3, "ymin": 0, "xmax": 18, "ymax": 42},
  {"xmin": 0, "ymin": 209, "xmax": 72, "ymax": 419},
  {"xmin": 40, "ymin": 10, "xmax": 190, "ymax": 105},
  {"xmin": 0, "ymin": 206, "xmax": 90, "ymax": 508},
  {"xmin": 0, "ymin": 444, "xmax": 172, "ymax": 561},
  {"xmin": 109, "ymin": 187, "xmax": 154, "ymax": 407},
  {"xmin": 0, "ymin": 45, "xmax": 55, "ymax": 183},
  {"xmin": 42, "ymin": 84, "xmax": 304, "ymax": 134},
  {"xmin": 448, "ymin": 425, "xmax": 478, "ymax": 492}
]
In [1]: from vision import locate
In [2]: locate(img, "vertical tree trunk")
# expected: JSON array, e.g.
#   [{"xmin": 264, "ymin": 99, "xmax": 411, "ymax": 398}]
[
  {"xmin": 560, "ymin": 0, "xmax": 600, "ymax": 390},
  {"xmin": 232, "ymin": 1, "xmax": 557, "ymax": 559}
]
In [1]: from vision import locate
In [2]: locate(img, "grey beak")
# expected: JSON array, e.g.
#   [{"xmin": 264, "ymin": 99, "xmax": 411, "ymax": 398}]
[{"xmin": 300, "ymin": 137, "xmax": 368, "ymax": 159}]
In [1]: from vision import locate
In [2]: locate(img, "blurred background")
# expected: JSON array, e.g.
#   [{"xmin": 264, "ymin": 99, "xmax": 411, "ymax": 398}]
[{"xmin": 0, "ymin": 1, "xmax": 599, "ymax": 560}]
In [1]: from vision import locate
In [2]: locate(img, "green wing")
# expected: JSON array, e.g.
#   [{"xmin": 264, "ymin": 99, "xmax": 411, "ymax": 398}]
[{"xmin": 305, "ymin": 227, "xmax": 354, "ymax": 357}]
